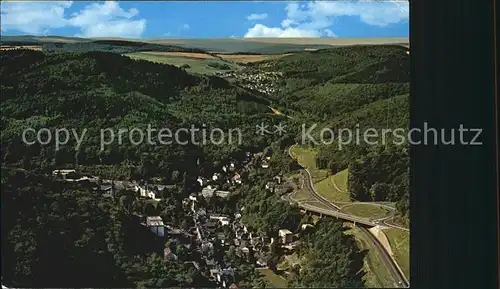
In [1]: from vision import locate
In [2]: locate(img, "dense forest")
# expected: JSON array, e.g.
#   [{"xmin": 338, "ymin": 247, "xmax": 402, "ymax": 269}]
[
  {"xmin": 42, "ymin": 40, "xmax": 210, "ymax": 54},
  {"xmin": 1, "ymin": 168, "xmax": 213, "ymax": 288}
]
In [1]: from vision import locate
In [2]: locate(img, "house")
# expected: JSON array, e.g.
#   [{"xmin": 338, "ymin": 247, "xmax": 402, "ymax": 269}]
[
  {"xmin": 278, "ymin": 229, "xmax": 293, "ymax": 244},
  {"xmin": 212, "ymin": 173, "xmax": 220, "ymax": 181},
  {"xmin": 261, "ymin": 160, "xmax": 269, "ymax": 169},
  {"xmin": 189, "ymin": 193, "xmax": 197, "ymax": 202},
  {"xmin": 229, "ymin": 283, "xmax": 239, "ymax": 289},
  {"xmin": 146, "ymin": 216, "xmax": 165, "ymax": 237},
  {"xmin": 222, "ymin": 165, "xmax": 228, "ymax": 172},
  {"xmin": 135, "ymin": 185, "xmax": 157, "ymax": 199},
  {"xmin": 52, "ymin": 169, "xmax": 76, "ymax": 179},
  {"xmin": 210, "ymin": 215, "xmax": 230, "ymax": 226}
]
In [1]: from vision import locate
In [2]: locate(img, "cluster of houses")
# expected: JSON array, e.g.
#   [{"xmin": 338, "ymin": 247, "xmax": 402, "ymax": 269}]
[
  {"xmin": 216, "ymin": 70, "xmax": 282, "ymax": 95},
  {"xmin": 52, "ymin": 169, "xmax": 174, "ymax": 201},
  {"xmin": 51, "ymin": 149, "xmax": 311, "ymax": 287},
  {"xmin": 185, "ymin": 190, "xmax": 298, "ymax": 288}
]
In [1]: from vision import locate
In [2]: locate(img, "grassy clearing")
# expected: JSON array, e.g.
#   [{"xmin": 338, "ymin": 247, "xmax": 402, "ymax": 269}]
[
  {"xmin": 345, "ymin": 227, "xmax": 397, "ymax": 288},
  {"xmin": 124, "ymin": 52, "xmax": 241, "ymax": 75},
  {"xmin": 384, "ymin": 228, "xmax": 410, "ymax": 280},
  {"xmin": 257, "ymin": 268, "xmax": 288, "ymax": 288},
  {"xmin": 315, "ymin": 170, "xmax": 351, "ymax": 203},
  {"xmin": 292, "ymin": 189, "xmax": 309, "ymax": 201},
  {"xmin": 341, "ymin": 203, "xmax": 391, "ymax": 220},
  {"xmin": 138, "ymin": 51, "xmax": 216, "ymax": 59},
  {"xmin": 333, "ymin": 169, "xmax": 348, "ymax": 191},
  {"xmin": 289, "ymin": 145, "xmax": 328, "ymax": 181}
]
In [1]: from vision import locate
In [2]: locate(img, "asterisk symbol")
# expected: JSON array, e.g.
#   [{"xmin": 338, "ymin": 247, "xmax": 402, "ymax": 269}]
[
  {"xmin": 274, "ymin": 123, "xmax": 287, "ymax": 135},
  {"xmin": 256, "ymin": 122, "xmax": 271, "ymax": 135}
]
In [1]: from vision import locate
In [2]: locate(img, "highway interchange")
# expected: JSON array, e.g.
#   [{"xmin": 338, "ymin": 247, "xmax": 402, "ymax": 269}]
[{"xmin": 286, "ymin": 147, "xmax": 409, "ymax": 288}]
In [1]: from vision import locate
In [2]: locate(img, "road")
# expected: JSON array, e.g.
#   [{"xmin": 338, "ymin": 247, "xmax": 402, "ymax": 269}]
[{"xmin": 287, "ymin": 147, "xmax": 409, "ymax": 287}]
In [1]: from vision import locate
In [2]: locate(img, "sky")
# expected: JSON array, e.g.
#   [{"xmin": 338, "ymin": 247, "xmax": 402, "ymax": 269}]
[{"xmin": 0, "ymin": 1, "xmax": 409, "ymax": 39}]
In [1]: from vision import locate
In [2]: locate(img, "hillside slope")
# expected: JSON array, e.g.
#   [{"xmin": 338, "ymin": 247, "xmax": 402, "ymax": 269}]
[{"xmin": 0, "ymin": 50, "xmax": 276, "ymax": 180}]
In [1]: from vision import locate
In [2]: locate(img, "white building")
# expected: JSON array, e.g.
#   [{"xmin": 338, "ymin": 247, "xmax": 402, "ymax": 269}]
[
  {"xmin": 278, "ymin": 229, "xmax": 293, "ymax": 244},
  {"xmin": 210, "ymin": 216, "xmax": 230, "ymax": 226}
]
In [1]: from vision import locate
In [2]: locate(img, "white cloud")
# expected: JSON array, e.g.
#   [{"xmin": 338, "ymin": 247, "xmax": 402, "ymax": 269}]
[
  {"xmin": 0, "ymin": 1, "xmax": 73, "ymax": 34},
  {"xmin": 0, "ymin": 1, "xmax": 146, "ymax": 38},
  {"xmin": 181, "ymin": 24, "xmax": 190, "ymax": 30},
  {"xmin": 245, "ymin": 24, "xmax": 325, "ymax": 38},
  {"xmin": 244, "ymin": 1, "xmax": 409, "ymax": 38},
  {"xmin": 69, "ymin": 1, "xmax": 146, "ymax": 38},
  {"xmin": 246, "ymin": 13, "xmax": 268, "ymax": 21}
]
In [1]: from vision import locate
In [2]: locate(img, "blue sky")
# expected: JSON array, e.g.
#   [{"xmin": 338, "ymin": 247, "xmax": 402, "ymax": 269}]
[{"xmin": 1, "ymin": 1, "xmax": 409, "ymax": 38}]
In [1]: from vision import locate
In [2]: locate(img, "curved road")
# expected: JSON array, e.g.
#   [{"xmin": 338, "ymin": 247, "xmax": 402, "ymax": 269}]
[{"xmin": 287, "ymin": 147, "xmax": 409, "ymax": 287}]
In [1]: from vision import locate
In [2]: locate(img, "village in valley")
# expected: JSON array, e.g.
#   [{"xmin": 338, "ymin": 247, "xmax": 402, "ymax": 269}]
[{"xmin": 52, "ymin": 150, "xmax": 306, "ymax": 288}]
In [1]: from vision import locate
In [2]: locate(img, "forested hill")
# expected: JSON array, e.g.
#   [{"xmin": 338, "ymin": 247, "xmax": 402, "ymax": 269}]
[{"xmin": 0, "ymin": 50, "xmax": 276, "ymax": 181}]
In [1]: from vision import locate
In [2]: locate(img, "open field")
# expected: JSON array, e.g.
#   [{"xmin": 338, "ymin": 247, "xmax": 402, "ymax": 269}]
[
  {"xmin": 314, "ymin": 169, "xmax": 351, "ymax": 203},
  {"xmin": 124, "ymin": 52, "xmax": 241, "ymax": 75},
  {"xmin": 216, "ymin": 53, "xmax": 291, "ymax": 63},
  {"xmin": 137, "ymin": 51, "xmax": 216, "ymax": 59},
  {"xmin": 333, "ymin": 169, "xmax": 348, "ymax": 192},
  {"xmin": 257, "ymin": 268, "xmax": 288, "ymax": 288},
  {"xmin": 384, "ymin": 228, "xmax": 410, "ymax": 280},
  {"xmin": 291, "ymin": 188, "xmax": 309, "ymax": 201},
  {"xmin": 345, "ymin": 227, "xmax": 396, "ymax": 288},
  {"xmin": 341, "ymin": 203, "xmax": 391, "ymax": 219}
]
